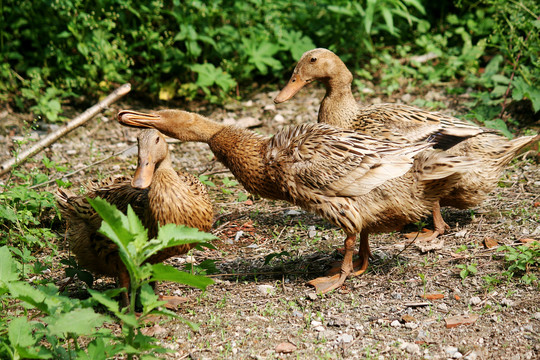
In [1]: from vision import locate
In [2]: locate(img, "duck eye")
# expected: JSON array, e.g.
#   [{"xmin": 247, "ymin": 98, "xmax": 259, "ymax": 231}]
[
  {"xmin": 310, "ymin": 57, "xmax": 317, "ymax": 63},
  {"xmin": 155, "ymin": 137, "xmax": 160, "ymax": 144}
]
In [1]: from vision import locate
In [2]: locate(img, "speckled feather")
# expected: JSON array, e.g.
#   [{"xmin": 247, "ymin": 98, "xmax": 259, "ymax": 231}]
[
  {"xmin": 117, "ymin": 110, "xmax": 472, "ymax": 238},
  {"xmin": 275, "ymin": 48, "xmax": 539, "ymax": 211},
  {"xmin": 56, "ymin": 129, "xmax": 213, "ymax": 281}
]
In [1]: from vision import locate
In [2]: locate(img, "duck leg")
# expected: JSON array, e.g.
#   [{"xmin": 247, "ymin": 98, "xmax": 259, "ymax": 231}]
[
  {"xmin": 329, "ymin": 230, "xmax": 371, "ymax": 275},
  {"xmin": 307, "ymin": 233, "xmax": 358, "ymax": 294}
]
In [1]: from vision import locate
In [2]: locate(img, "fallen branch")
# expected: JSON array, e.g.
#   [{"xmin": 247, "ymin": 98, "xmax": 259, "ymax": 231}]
[{"xmin": 0, "ymin": 83, "xmax": 131, "ymax": 176}]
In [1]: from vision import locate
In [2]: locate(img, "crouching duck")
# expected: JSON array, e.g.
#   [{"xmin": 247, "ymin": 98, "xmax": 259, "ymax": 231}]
[
  {"xmin": 117, "ymin": 109, "xmax": 474, "ymax": 293},
  {"xmin": 57, "ymin": 129, "xmax": 214, "ymax": 305}
]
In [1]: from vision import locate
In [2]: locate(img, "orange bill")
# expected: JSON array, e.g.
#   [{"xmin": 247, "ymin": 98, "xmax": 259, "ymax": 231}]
[
  {"xmin": 274, "ymin": 74, "xmax": 309, "ymax": 104},
  {"xmin": 131, "ymin": 154, "xmax": 154, "ymax": 189},
  {"xmin": 117, "ymin": 110, "xmax": 160, "ymax": 128}
]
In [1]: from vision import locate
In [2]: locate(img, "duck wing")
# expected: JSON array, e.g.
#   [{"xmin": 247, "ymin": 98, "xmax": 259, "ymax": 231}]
[{"xmin": 267, "ymin": 123, "xmax": 431, "ymax": 197}]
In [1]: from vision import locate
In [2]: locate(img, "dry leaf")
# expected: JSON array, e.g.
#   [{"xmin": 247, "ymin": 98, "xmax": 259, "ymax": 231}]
[
  {"xmin": 404, "ymin": 228, "xmax": 433, "ymax": 240},
  {"xmin": 444, "ymin": 314, "xmax": 479, "ymax": 328},
  {"xmin": 420, "ymin": 293, "xmax": 444, "ymax": 300},
  {"xmin": 454, "ymin": 295, "xmax": 461, "ymax": 301},
  {"xmin": 402, "ymin": 314, "xmax": 416, "ymax": 323},
  {"xmin": 161, "ymin": 295, "xmax": 188, "ymax": 310},
  {"xmin": 483, "ymin": 238, "xmax": 499, "ymax": 249}
]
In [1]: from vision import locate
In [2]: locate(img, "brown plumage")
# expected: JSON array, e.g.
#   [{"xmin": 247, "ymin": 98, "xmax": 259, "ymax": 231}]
[
  {"xmin": 56, "ymin": 129, "xmax": 214, "ymax": 303},
  {"xmin": 274, "ymin": 47, "xmax": 539, "ymax": 239},
  {"xmin": 117, "ymin": 109, "xmax": 474, "ymax": 293}
]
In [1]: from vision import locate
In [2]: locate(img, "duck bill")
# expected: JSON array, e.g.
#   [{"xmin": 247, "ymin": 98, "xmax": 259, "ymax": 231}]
[
  {"xmin": 131, "ymin": 155, "xmax": 155, "ymax": 189},
  {"xmin": 117, "ymin": 110, "xmax": 160, "ymax": 129},
  {"xmin": 274, "ymin": 74, "xmax": 308, "ymax": 104}
]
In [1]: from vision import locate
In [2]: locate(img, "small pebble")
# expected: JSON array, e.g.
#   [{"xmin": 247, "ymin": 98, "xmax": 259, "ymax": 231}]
[
  {"xmin": 405, "ymin": 322, "xmax": 418, "ymax": 329},
  {"xmin": 311, "ymin": 320, "xmax": 322, "ymax": 327},
  {"xmin": 339, "ymin": 333, "xmax": 354, "ymax": 343},
  {"xmin": 391, "ymin": 320, "xmax": 401, "ymax": 328},
  {"xmin": 313, "ymin": 325, "xmax": 325, "ymax": 332},
  {"xmin": 273, "ymin": 114, "xmax": 286, "ymax": 122},
  {"xmin": 465, "ymin": 351, "xmax": 478, "ymax": 360},
  {"xmin": 533, "ymin": 312, "xmax": 540, "ymax": 321},
  {"xmin": 469, "ymin": 296, "xmax": 482, "ymax": 306},
  {"xmin": 400, "ymin": 342, "xmax": 420, "ymax": 355},
  {"xmin": 445, "ymin": 346, "xmax": 459, "ymax": 357},
  {"xmin": 438, "ymin": 303, "xmax": 449, "ymax": 311},
  {"xmin": 501, "ymin": 298, "xmax": 514, "ymax": 307},
  {"xmin": 256, "ymin": 285, "xmax": 275, "ymax": 296}
]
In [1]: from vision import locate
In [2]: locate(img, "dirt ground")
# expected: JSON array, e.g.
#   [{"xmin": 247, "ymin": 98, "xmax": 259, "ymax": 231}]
[{"xmin": 1, "ymin": 85, "xmax": 539, "ymax": 359}]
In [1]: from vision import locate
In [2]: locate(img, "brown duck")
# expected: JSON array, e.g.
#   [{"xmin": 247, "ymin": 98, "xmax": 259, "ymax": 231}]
[
  {"xmin": 57, "ymin": 129, "xmax": 214, "ymax": 304},
  {"xmin": 274, "ymin": 47, "xmax": 539, "ymax": 240},
  {"xmin": 117, "ymin": 109, "xmax": 473, "ymax": 293}
]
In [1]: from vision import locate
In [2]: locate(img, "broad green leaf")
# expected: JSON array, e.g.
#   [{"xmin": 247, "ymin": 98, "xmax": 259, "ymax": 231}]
[
  {"xmin": 88, "ymin": 288, "xmax": 120, "ymax": 315},
  {"xmin": 88, "ymin": 197, "xmax": 133, "ymax": 248},
  {"xmin": 7, "ymin": 282, "xmax": 49, "ymax": 313},
  {"xmin": 140, "ymin": 283, "xmax": 166, "ymax": 314},
  {"xmin": 8, "ymin": 317, "xmax": 52, "ymax": 359},
  {"xmin": 45, "ymin": 308, "xmax": 109, "ymax": 336},
  {"xmin": 0, "ymin": 204, "xmax": 18, "ymax": 222},
  {"xmin": 382, "ymin": 8, "xmax": 395, "ymax": 35},
  {"xmin": 150, "ymin": 263, "xmax": 213, "ymax": 290},
  {"xmin": 0, "ymin": 246, "xmax": 19, "ymax": 284},
  {"xmin": 157, "ymin": 223, "xmax": 217, "ymax": 245}
]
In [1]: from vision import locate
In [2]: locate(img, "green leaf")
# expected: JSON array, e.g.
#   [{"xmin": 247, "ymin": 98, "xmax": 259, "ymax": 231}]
[
  {"xmin": 156, "ymin": 223, "xmax": 217, "ymax": 247},
  {"xmin": 0, "ymin": 204, "xmax": 18, "ymax": 222},
  {"xmin": 45, "ymin": 308, "xmax": 109, "ymax": 336},
  {"xmin": 8, "ymin": 317, "xmax": 52, "ymax": 359},
  {"xmin": 140, "ymin": 283, "xmax": 166, "ymax": 314},
  {"xmin": 381, "ymin": 8, "xmax": 395, "ymax": 35},
  {"xmin": 0, "ymin": 246, "xmax": 20, "ymax": 285},
  {"xmin": 88, "ymin": 288, "xmax": 121, "ymax": 315},
  {"xmin": 150, "ymin": 263, "xmax": 213, "ymax": 290}
]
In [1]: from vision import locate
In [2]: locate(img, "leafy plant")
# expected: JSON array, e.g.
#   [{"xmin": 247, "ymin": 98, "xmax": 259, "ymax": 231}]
[
  {"xmin": 0, "ymin": 197, "xmax": 217, "ymax": 359},
  {"xmin": 497, "ymin": 242, "xmax": 539, "ymax": 285},
  {"xmin": 456, "ymin": 262, "xmax": 478, "ymax": 281}
]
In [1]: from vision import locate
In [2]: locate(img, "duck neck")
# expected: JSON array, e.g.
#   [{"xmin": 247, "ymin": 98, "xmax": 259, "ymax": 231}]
[
  {"xmin": 208, "ymin": 127, "xmax": 286, "ymax": 201},
  {"xmin": 318, "ymin": 69, "xmax": 358, "ymax": 128}
]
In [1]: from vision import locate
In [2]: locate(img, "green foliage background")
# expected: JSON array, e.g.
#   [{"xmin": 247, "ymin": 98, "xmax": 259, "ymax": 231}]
[{"xmin": 2, "ymin": 0, "xmax": 537, "ymax": 123}]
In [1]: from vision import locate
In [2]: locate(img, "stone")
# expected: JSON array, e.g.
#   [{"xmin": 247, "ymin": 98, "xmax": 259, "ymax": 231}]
[
  {"xmin": 391, "ymin": 320, "xmax": 401, "ymax": 327},
  {"xmin": 257, "ymin": 285, "xmax": 275, "ymax": 296},
  {"xmin": 469, "ymin": 296, "xmax": 482, "ymax": 306},
  {"xmin": 438, "ymin": 303, "xmax": 449, "ymax": 311},
  {"xmin": 400, "ymin": 342, "xmax": 420, "ymax": 355},
  {"xmin": 275, "ymin": 342, "xmax": 296, "ymax": 354},
  {"xmin": 501, "ymin": 298, "xmax": 514, "ymax": 307},
  {"xmin": 405, "ymin": 322, "xmax": 418, "ymax": 329},
  {"xmin": 445, "ymin": 346, "xmax": 459, "ymax": 357},
  {"xmin": 273, "ymin": 114, "xmax": 286, "ymax": 123}
]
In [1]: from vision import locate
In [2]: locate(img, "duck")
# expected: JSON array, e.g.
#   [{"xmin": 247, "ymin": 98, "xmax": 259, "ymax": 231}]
[
  {"xmin": 117, "ymin": 109, "xmax": 474, "ymax": 293},
  {"xmin": 56, "ymin": 129, "xmax": 214, "ymax": 305},
  {"xmin": 274, "ymin": 47, "xmax": 540, "ymax": 240}
]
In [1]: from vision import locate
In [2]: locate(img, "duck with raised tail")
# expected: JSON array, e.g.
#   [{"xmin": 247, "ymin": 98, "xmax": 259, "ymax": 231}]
[
  {"xmin": 117, "ymin": 109, "xmax": 474, "ymax": 293},
  {"xmin": 274, "ymin": 48, "xmax": 540, "ymax": 240}
]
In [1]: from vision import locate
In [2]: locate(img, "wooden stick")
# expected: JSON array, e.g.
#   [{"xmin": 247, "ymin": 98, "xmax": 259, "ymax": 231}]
[{"xmin": 0, "ymin": 83, "xmax": 131, "ymax": 176}]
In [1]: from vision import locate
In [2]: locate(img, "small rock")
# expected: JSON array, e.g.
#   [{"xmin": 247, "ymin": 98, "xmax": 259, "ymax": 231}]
[
  {"xmin": 405, "ymin": 322, "xmax": 418, "ymax": 329},
  {"xmin": 465, "ymin": 351, "xmax": 479, "ymax": 360},
  {"xmin": 445, "ymin": 346, "xmax": 460, "ymax": 357},
  {"xmin": 501, "ymin": 298, "xmax": 514, "ymax": 307},
  {"xmin": 273, "ymin": 114, "xmax": 286, "ymax": 123},
  {"xmin": 533, "ymin": 312, "xmax": 540, "ymax": 321},
  {"xmin": 400, "ymin": 342, "xmax": 420, "ymax": 355},
  {"xmin": 311, "ymin": 320, "xmax": 322, "ymax": 327},
  {"xmin": 284, "ymin": 209, "xmax": 302, "ymax": 216},
  {"xmin": 308, "ymin": 230, "xmax": 317, "ymax": 238},
  {"xmin": 306, "ymin": 292, "xmax": 318, "ymax": 301},
  {"xmin": 469, "ymin": 296, "xmax": 482, "ymax": 306},
  {"xmin": 244, "ymin": 100, "xmax": 253, "ymax": 107},
  {"xmin": 246, "ymin": 243, "xmax": 259, "ymax": 249},
  {"xmin": 438, "ymin": 303, "xmax": 449, "ymax": 311},
  {"xmin": 264, "ymin": 104, "xmax": 276, "ymax": 111},
  {"xmin": 257, "ymin": 285, "xmax": 275, "ymax": 296},
  {"xmin": 66, "ymin": 149, "xmax": 77, "ymax": 155},
  {"xmin": 455, "ymin": 230, "xmax": 468, "ymax": 237},
  {"xmin": 339, "ymin": 333, "xmax": 354, "ymax": 343},
  {"xmin": 185, "ymin": 256, "xmax": 195, "ymax": 264},
  {"xmin": 392, "ymin": 292, "xmax": 402, "ymax": 300},
  {"xmin": 401, "ymin": 93, "xmax": 412, "ymax": 103},
  {"xmin": 234, "ymin": 230, "xmax": 244, "ymax": 242},
  {"xmin": 313, "ymin": 325, "xmax": 325, "ymax": 332},
  {"xmin": 292, "ymin": 310, "xmax": 303, "ymax": 319},
  {"xmin": 391, "ymin": 320, "xmax": 401, "ymax": 328},
  {"xmin": 275, "ymin": 342, "xmax": 296, "ymax": 354},
  {"xmin": 523, "ymin": 324, "xmax": 534, "ymax": 332}
]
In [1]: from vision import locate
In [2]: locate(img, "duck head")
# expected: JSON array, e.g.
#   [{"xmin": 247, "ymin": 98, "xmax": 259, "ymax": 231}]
[{"xmin": 274, "ymin": 48, "xmax": 352, "ymax": 104}]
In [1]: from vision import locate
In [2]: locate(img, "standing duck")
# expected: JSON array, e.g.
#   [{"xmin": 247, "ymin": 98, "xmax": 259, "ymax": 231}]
[
  {"xmin": 57, "ymin": 129, "xmax": 214, "ymax": 305},
  {"xmin": 117, "ymin": 109, "xmax": 473, "ymax": 293},
  {"xmin": 274, "ymin": 48, "xmax": 539, "ymax": 240}
]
